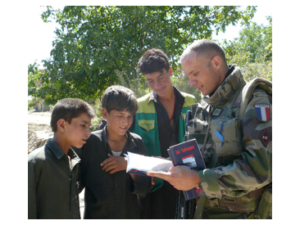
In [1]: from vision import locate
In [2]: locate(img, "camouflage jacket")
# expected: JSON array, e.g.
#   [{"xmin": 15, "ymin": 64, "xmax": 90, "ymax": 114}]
[{"xmin": 187, "ymin": 67, "xmax": 272, "ymax": 218}]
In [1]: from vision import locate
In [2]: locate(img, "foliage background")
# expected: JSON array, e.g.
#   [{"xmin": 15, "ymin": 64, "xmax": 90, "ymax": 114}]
[{"xmin": 28, "ymin": 6, "xmax": 272, "ymax": 130}]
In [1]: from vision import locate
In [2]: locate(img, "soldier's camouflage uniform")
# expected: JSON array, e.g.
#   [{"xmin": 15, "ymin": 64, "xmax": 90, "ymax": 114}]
[{"xmin": 187, "ymin": 66, "xmax": 272, "ymax": 219}]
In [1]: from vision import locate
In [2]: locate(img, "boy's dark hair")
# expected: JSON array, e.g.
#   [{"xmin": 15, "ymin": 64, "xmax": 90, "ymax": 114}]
[
  {"xmin": 138, "ymin": 48, "xmax": 170, "ymax": 75},
  {"xmin": 50, "ymin": 98, "xmax": 95, "ymax": 132},
  {"xmin": 101, "ymin": 85, "xmax": 138, "ymax": 115}
]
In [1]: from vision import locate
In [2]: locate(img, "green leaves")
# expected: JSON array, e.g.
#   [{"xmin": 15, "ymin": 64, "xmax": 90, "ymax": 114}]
[
  {"xmin": 223, "ymin": 17, "xmax": 272, "ymax": 64},
  {"xmin": 30, "ymin": 6, "xmax": 256, "ymax": 104},
  {"xmin": 221, "ymin": 16, "xmax": 272, "ymax": 82}
]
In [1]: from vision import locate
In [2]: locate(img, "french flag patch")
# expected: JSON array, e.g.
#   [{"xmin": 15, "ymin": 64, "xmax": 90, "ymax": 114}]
[{"xmin": 255, "ymin": 105, "xmax": 271, "ymax": 122}]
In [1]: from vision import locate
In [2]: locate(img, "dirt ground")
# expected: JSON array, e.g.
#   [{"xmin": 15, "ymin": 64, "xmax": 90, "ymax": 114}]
[
  {"xmin": 28, "ymin": 111, "xmax": 52, "ymax": 153},
  {"xmin": 28, "ymin": 111, "xmax": 51, "ymax": 126},
  {"xmin": 28, "ymin": 123, "xmax": 51, "ymax": 131}
]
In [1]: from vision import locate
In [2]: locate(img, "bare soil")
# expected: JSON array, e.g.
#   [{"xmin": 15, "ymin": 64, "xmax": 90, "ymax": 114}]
[
  {"xmin": 28, "ymin": 112, "xmax": 52, "ymax": 153},
  {"xmin": 28, "ymin": 123, "xmax": 52, "ymax": 131}
]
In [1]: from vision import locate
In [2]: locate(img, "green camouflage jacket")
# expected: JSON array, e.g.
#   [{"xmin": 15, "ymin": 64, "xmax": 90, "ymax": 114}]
[{"xmin": 187, "ymin": 67, "xmax": 272, "ymax": 219}]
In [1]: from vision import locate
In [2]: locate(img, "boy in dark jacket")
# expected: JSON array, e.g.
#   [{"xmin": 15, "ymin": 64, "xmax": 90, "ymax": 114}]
[
  {"xmin": 78, "ymin": 85, "xmax": 152, "ymax": 219},
  {"xmin": 28, "ymin": 98, "xmax": 95, "ymax": 219}
]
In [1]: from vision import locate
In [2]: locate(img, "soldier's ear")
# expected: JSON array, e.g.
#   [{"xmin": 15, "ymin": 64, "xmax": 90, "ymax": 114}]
[{"xmin": 212, "ymin": 56, "xmax": 222, "ymax": 69}]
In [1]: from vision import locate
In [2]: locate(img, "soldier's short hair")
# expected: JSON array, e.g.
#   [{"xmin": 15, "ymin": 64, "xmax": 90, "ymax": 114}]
[
  {"xmin": 101, "ymin": 85, "xmax": 138, "ymax": 115},
  {"xmin": 138, "ymin": 48, "xmax": 170, "ymax": 75},
  {"xmin": 181, "ymin": 39, "xmax": 227, "ymax": 64},
  {"xmin": 50, "ymin": 98, "xmax": 95, "ymax": 132}
]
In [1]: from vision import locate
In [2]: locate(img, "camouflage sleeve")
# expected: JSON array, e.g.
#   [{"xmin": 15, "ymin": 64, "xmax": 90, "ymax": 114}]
[{"xmin": 198, "ymin": 89, "xmax": 272, "ymax": 199}]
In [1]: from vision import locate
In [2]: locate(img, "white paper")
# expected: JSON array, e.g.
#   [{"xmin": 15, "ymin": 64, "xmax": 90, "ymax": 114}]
[{"xmin": 125, "ymin": 152, "xmax": 173, "ymax": 173}]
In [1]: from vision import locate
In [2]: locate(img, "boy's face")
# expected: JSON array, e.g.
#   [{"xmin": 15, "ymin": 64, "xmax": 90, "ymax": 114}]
[
  {"xmin": 102, "ymin": 108, "xmax": 133, "ymax": 137},
  {"xmin": 144, "ymin": 67, "xmax": 173, "ymax": 98},
  {"xmin": 63, "ymin": 112, "xmax": 92, "ymax": 149}
]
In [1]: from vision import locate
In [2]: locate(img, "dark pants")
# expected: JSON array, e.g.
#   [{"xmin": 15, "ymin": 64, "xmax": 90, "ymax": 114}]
[{"xmin": 139, "ymin": 180, "xmax": 178, "ymax": 219}]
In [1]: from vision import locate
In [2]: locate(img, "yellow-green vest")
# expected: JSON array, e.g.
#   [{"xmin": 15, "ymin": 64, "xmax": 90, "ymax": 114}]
[{"xmin": 133, "ymin": 92, "xmax": 196, "ymax": 191}]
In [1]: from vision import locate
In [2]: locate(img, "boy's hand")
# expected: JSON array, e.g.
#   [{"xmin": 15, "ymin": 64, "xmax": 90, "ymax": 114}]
[
  {"xmin": 101, "ymin": 153, "xmax": 127, "ymax": 174},
  {"xmin": 151, "ymin": 177, "xmax": 156, "ymax": 185}
]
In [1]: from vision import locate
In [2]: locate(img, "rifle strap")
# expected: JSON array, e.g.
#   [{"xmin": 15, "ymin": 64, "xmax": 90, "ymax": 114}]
[
  {"xmin": 201, "ymin": 106, "xmax": 211, "ymax": 155},
  {"xmin": 193, "ymin": 195, "xmax": 207, "ymax": 219},
  {"xmin": 193, "ymin": 105, "xmax": 211, "ymax": 219}
]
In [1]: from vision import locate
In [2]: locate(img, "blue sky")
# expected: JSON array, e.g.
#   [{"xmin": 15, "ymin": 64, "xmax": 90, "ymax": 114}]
[{"xmin": 27, "ymin": 5, "xmax": 272, "ymax": 69}]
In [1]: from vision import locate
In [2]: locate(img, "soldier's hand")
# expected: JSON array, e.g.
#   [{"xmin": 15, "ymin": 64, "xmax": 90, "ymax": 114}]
[
  {"xmin": 147, "ymin": 165, "xmax": 201, "ymax": 191},
  {"xmin": 101, "ymin": 154, "xmax": 127, "ymax": 174}
]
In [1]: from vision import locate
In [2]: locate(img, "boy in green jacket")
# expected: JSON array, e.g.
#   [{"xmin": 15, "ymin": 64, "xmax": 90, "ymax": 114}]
[{"xmin": 134, "ymin": 49, "xmax": 196, "ymax": 219}]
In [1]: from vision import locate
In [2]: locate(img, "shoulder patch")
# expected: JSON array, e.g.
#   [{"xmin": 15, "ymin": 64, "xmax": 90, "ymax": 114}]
[
  {"xmin": 260, "ymin": 129, "xmax": 270, "ymax": 147},
  {"xmin": 255, "ymin": 104, "xmax": 271, "ymax": 122}
]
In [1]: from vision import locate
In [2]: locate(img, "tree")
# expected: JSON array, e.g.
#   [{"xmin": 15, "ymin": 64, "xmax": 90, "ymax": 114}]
[
  {"xmin": 221, "ymin": 16, "xmax": 272, "ymax": 81},
  {"xmin": 29, "ymin": 6, "xmax": 256, "ymax": 104}
]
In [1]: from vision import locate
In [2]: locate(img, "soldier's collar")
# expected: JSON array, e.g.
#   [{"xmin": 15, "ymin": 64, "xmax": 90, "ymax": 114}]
[
  {"xmin": 209, "ymin": 65, "xmax": 235, "ymax": 97},
  {"xmin": 202, "ymin": 67, "xmax": 246, "ymax": 108}
]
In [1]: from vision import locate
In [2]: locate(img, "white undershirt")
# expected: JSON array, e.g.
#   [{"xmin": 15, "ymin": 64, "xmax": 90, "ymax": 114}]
[{"xmin": 111, "ymin": 150, "xmax": 122, "ymax": 156}]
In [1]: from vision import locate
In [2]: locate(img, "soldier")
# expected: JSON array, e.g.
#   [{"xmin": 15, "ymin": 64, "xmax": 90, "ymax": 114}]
[{"xmin": 147, "ymin": 39, "xmax": 272, "ymax": 219}]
